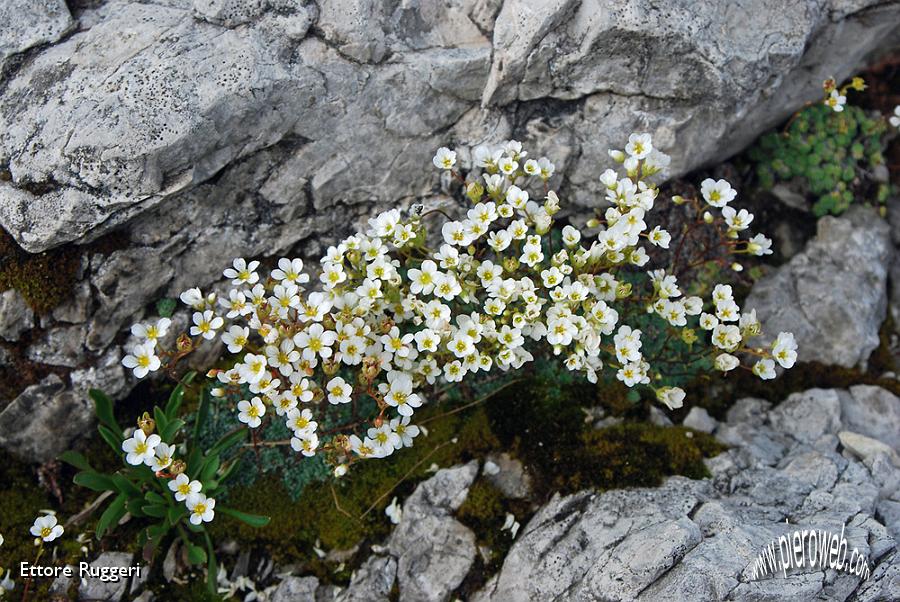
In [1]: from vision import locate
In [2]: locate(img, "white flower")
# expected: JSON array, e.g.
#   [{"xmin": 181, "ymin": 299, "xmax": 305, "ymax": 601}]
[
  {"xmin": 223, "ymin": 258, "xmax": 260, "ymax": 286},
  {"xmin": 186, "ymin": 493, "xmax": 216, "ymax": 525},
  {"xmin": 238, "ymin": 397, "xmax": 266, "ymax": 428},
  {"xmin": 824, "ymin": 89, "xmax": 846, "ymax": 112},
  {"xmin": 272, "ymin": 257, "xmax": 310, "ymax": 285},
  {"xmin": 286, "ymin": 407, "xmax": 317, "ymax": 435},
  {"xmin": 714, "ymin": 353, "xmax": 739, "ymax": 372},
  {"xmin": 294, "ymin": 323, "xmax": 337, "ymax": 361},
  {"xmin": 432, "ymin": 147, "xmax": 457, "ymax": 169},
  {"xmin": 752, "ymin": 358, "xmax": 776, "ymax": 380},
  {"xmin": 131, "ymin": 318, "xmax": 171, "ymax": 346},
  {"xmin": 385, "ymin": 497, "xmax": 402, "ymax": 524},
  {"xmin": 30, "ymin": 515, "xmax": 63, "ymax": 543},
  {"xmin": 625, "ymin": 133, "xmax": 653, "ymax": 160},
  {"xmin": 390, "ymin": 415, "xmax": 420, "ymax": 447},
  {"xmin": 722, "ymin": 206, "xmax": 753, "ymax": 231},
  {"xmin": 122, "ymin": 430, "xmax": 161, "ymax": 466},
  {"xmin": 190, "ymin": 310, "xmax": 223, "ymax": 340},
  {"xmin": 747, "ymin": 233, "xmax": 773, "ymax": 256},
  {"xmin": 168, "ymin": 474, "xmax": 202, "ymax": 502},
  {"xmin": 122, "ymin": 342, "xmax": 161, "ymax": 378},
  {"xmin": 222, "ymin": 325, "xmax": 250, "ymax": 353},
  {"xmin": 700, "ymin": 178, "xmax": 736, "ymax": 208},
  {"xmin": 501, "ymin": 513, "xmax": 520, "ymax": 538},
  {"xmin": 890, "ymin": 106, "xmax": 900, "ymax": 129},
  {"xmin": 384, "ymin": 371, "xmax": 422, "ymax": 416},
  {"xmin": 648, "ymin": 226, "xmax": 670, "ymax": 249},
  {"xmin": 150, "ymin": 442, "xmax": 175, "ymax": 472},
  {"xmin": 772, "ymin": 332, "xmax": 798, "ymax": 369},
  {"xmin": 238, "ymin": 353, "xmax": 268, "ymax": 384},
  {"xmin": 326, "ymin": 377, "xmax": 352, "ymax": 404},
  {"xmin": 657, "ymin": 386, "xmax": 685, "ymax": 410},
  {"xmin": 180, "ymin": 287, "xmax": 205, "ymax": 309},
  {"xmin": 291, "ymin": 432, "xmax": 319, "ymax": 457}
]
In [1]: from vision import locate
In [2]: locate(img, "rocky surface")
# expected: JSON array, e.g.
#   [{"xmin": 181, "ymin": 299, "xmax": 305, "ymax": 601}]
[
  {"xmin": 78, "ymin": 551, "xmax": 136, "ymax": 601},
  {"xmin": 745, "ymin": 207, "xmax": 893, "ymax": 369},
  {"xmin": 1, "ymin": 0, "xmax": 899, "ymax": 461},
  {"xmin": 469, "ymin": 387, "xmax": 900, "ymax": 601}
]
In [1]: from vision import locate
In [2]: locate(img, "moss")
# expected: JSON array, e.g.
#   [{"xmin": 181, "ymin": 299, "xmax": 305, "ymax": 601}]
[
  {"xmin": 209, "ymin": 404, "xmax": 500, "ymax": 563},
  {"xmin": 0, "ymin": 228, "xmax": 128, "ymax": 315}
]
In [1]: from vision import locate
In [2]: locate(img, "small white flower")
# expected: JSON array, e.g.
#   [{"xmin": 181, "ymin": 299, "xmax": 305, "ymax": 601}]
[
  {"xmin": 190, "ymin": 310, "xmax": 223, "ymax": 340},
  {"xmin": 326, "ymin": 377, "xmax": 352, "ymax": 404},
  {"xmin": 168, "ymin": 474, "xmax": 202, "ymax": 502},
  {"xmin": 122, "ymin": 342, "xmax": 161, "ymax": 378},
  {"xmin": 150, "ymin": 442, "xmax": 175, "ymax": 472},
  {"xmin": 772, "ymin": 332, "xmax": 798, "ymax": 369},
  {"xmin": 890, "ymin": 106, "xmax": 900, "ymax": 129},
  {"xmin": 700, "ymin": 178, "xmax": 736, "ymax": 208},
  {"xmin": 131, "ymin": 318, "xmax": 171, "ymax": 346},
  {"xmin": 385, "ymin": 497, "xmax": 402, "ymax": 524},
  {"xmin": 223, "ymin": 258, "xmax": 260, "ymax": 286},
  {"xmin": 824, "ymin": 89, "xmax": 846, "ymax": 112},
  {"xmin": 752, "ymin": 358, "xmax": 776, "ymax": 380},
  {"xmin": 433, "ymin": 147, "xmax": 457, "ymax": 170},
  {"xmin": 30, "ymin": 515, "xmax": 63, "ymax": 543},
  {"xmin": 186, "ymin": 493, "xmax": 216, "ymax": 525},
  {"xmin": 122, "ymin": 429, "xmax": 161, "ymax": 466},
  {"xmin": 625, "ymin": 132, "xmax": 653, "ymax": 160},
  {"xmin": 237, "ymin": 397, "xmax": 266, "ymax": 428},
  {"xmin": 656, "ymin": 386, "xmax": 685, "ymax": 411}
]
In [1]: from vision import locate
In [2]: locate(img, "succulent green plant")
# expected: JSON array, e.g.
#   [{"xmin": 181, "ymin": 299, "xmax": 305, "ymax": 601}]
[{"xmin": 747, "ymin": 101, "xmax": 891, "ymax": 217}]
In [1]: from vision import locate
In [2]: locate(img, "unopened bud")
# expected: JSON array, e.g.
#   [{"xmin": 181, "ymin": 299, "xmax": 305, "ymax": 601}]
[
  {"xmin": 671, "ymin": 195, "xmax": 685, "ymax": 205},
  {"xmin": 138, "ymin": 412, "xmax": 155, "ymax": 436},
  {"xmin": 615, "ymin": 282, "xmax": 632, "ymax": 299},
  {"xmin": 322, "ymin": 358, "xmax": 339, "ymax": 376},
  {"xmin": 466, "ymin": 181, "xmax": 484, "ymax": 203},
  {"xmin": 176, "ymin": 334, "xmax": 193, "ymax": 353},
  {"xmin": 703, "ymin": 211, "xmax": 714, "ymax": 223},
  {"xmin": 170, "ymin": 460, "xmax": 187, "ymax": 476}
]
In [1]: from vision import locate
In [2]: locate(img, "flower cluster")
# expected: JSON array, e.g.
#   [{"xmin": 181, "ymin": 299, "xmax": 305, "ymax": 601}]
[
  {"xmin": 822, "ymin": 76, "xmax": 865, "ymax": 113},
  {"xmin": 122, "ymin": 424, "xmax": 215, "ymax": 525},
  {"xmin": 890, "ymin": 106, "xmax": 900, "ymax": 130},
  {"xmin": 123, "ymin": 134, "xmax": 794, "ymax": 472}
]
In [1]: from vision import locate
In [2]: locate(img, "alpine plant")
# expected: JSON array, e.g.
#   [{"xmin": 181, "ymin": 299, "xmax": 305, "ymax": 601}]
[{"xmin": 122, "ymin": 134, "xmax": 797, "ymax": 481}]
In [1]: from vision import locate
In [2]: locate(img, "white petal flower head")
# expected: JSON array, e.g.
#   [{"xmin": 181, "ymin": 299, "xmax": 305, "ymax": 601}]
[
  {"xmin": 223, "ymin": 258, "xmax": 260, "ymax": 286},
  {"xmin": 238, "ymin": 397, "xmax": 266, "ymax": 428},
  {"xmin": 752, "ymin": 358, "xmax": 777, "ymax": 380},
  {"xmin": 432, "ymin": 147, "xmax": 457, "ymax": 170},
  {"xmin": 150, "ymin": 442, "xmax": 175, "ymax": 472},
  {"xmin": 272, "ymin": 257, "xmax": 310, "ymax": 285},
  {"xmin": 326, "ymin": 377, "xmax": 352, "ymax": 404},
  {"xmin": 385, "ymin": 497, "xmax": 402, "ymax": 525},
  {"xmin": 131, "ymin": 318, "xmax": 171, "ymax": 346},
  {"xmin": 186, "ymin": 493, "xmax": 216, "ymax": 525},
  {"xmin": 772, "ymin": 331, "xmax": 798, "ymax": 369},
  {"xmin": 30, "ymin": 514, "xmax": 64, "ymax": 543},
  {"xmin": 122, "ymin": 429, "xmax": 161, "ymax": 466},
  {"xmin": 180, "ymin": 287, "xmax": 205, "ymax": 309},
  {"xmin": 700, "ymin": 178, "xmax": 737, "ymax": 208},
  {"xmin": 122, "ymin": 342, "xmax": 161, "ymax": 378},
  {"xmin": 168, "ymin": 474, "xmax": 202, "ymax": 502},
  {"xmin": 890, "ymin": 106, "xmax": 900, "ymax": 129},
  {"xmin": 824, "ymin": 89, "xmax": 846, "ymax": 112},
  {"xmin": 625, "ymin": 133, "xmax": 653, "ymax": 160},
  {"xmin": 190, "ymin": 310, "xmax": 223, "ymax": 340},
  {"xmin": 291, "ymin": 432, "xmax": 319, "ymax": 457},
  {"xmin": 657, "ymin": 386, "xmax": 685, "ymax": 410},
  {"xmin": 714, "ymin": 353, "xmax": 740, "ymax": 372},
  {"xmin": 222, "ymin": 325, "xmax": 250, "ymax": 354}
]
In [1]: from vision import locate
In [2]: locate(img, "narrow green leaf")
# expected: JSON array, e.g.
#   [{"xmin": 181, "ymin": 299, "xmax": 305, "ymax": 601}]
[
  {"xmin": 90, "ymin": 389, "xmax": 122, "ymax": 437},
  {"xmin": 144, "ymin": 491, "xmax": 166, "ymax": 505},
  {"xmin": 186, "ymin": 447, "xmax": 202, "ymax": 477},
  {"xmin": 165, "ymin": 372, "xmax": 196, "ymax": 417},
  {"xmin": 193, "ymin": 387, "xmax": 211, "ymax": 441},
  {"xmin": 208, "ymin": 428, "xmax": 247, "ymax": 458},
  {"xmin": 58, "ymin": 450, "xmax": 92, "ymax": 471},
  {"xmin": 154, "ymin": 406, "xmax": 169, "ymax": 439},
  {"xmin": 98, "ymin": 425, "xmax": 123, "ymax": 455},
  {"xmin": 161, "ymin": 419, "xmax": 185, "ymax": 442},
  {"xmin": 167, "ymin": 505, "xmax": 185, "ymax": 525},
  {"xmin": 218, "ymin": 506, "xmax": 271, "ymax": 528},
  {"xmin": 205, "ymin": 533, "xmax": 218, "ymax": 595},
  {"xmin": 142, "ymin": 504, "xmax": 168, "ymax": 518},
  {"xmin": 200, "ymin": 455, "xmax": 220, "ymax": 484},
  {"xmin": 127, "ymin": 498, "xmax": 147, "ymax": 518},
  {"xmin": 146, "ymin": 523, "xmax": 169, "ymax": 542},
  {"xmin": 111, "ymin": 474, "xmax": 142, "ymax": 498},
  {"xmin": 73, "ymin": 471, "xmax": 116, "ymax": 492},
  {"xmin": 96, "ymin": 494, "xmax": 127, "ymax": 539},
  {"xmin": 186, "ymin": 542, "xmax": 207, "ymax": 565}
]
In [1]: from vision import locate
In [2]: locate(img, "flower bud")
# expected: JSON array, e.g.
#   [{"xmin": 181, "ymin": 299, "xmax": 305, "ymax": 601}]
[
  {"xmin": 703, "ymin": 211, "xmax": 713, "ymax": 223},
  {"xmin": 322, "ymin": 357, "xmax": 339, "ymax": 376},
  {"xmin": 169, "ymin": 460, "xmax": 187, "ymax": 476},
  {"xmin": 681, "ymin": 328, "xmax": 698, "ymax": 346},
  {"xmin": 671, "ymin": 195, "xmax": 685, "ymax": 205},
  {"xmin": 586, "ymin": 218, "xmax": 600, "ymax": 228},
  {"xmin": 615, "ymin": 282, "xmax": 632, "ymax": 299},
  {"xmin": 850, "ymin": 76, "xmax": 866, "ymax": 91},
  {"xmin": 138, "ymin": 412, "xmax": 155, "ymax": 436},
  {"xmin": 176, "ymin": 334, "xmax": 193, "ymax": 353},
  {"xmin": 362, "ymin": 357, "xmax": 381, "ymax": 381},
  {"xmin": 822, "ymin": 77, "xmax": 836, "ymax": 93},
  {"xmin": 502, "ymin": 257, "xmax": 519, "ymax": 273},
  {"xmin": 608, "ymin": 149, "xmax": 625, "ymax": 163},
  {"xmin": 334, "ymin": 464, "xmax": 348, "ymax": 478},
  {"xmin": 731, "ymin": 262, "xmax": 743, "ymax": 272},
  {"xmin": 466, "ymin": 181, "xmax": 484, "ymax": 203}
]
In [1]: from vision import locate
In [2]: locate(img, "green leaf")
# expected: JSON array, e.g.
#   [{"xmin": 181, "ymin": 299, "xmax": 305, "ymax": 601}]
[
  {"xmin": 161, "ymin": 419, "xmax": 185, "ymax": 443},
  {"xmin": 167, "ymin": 505, "xmax": 186, "ymax": 525},
  {"xmin": 200, "ymin": 455, "xmax": 220, "ymax": 485},
  {"xmin": 127, "ymin": 498, "xmax": 147, "ymax": 518},
  {"xmin": 208, "ymin": 428, "xmax": 248, "ymax": 459},
  {"xmin": 142, "ymin": 504, "xmax": 168, "ymax": 518},
  {"xmin": 154, "ymin": 406, "xmax": 169, "ymax": 439},
  {"xmin": 96, "ymin": 494, "xmax": 127, "ymax": 539},
  {"xmin": 98, "ymin": 424, "xmax": 123, "ymax": 455},
  {"xmin": 74, "ymin": 471, "xmax": 117, "ymax": 492},
  {"xmin": 186, "ymin": 447, "xmax": 203, "ymax": 477},
  {"xmin": 146, "ymin": 523, "xmax": 170, "ymax": 543},
  {"xmin": 205, "ymin": 533, "xmax": 218, "ymax": 595},
  {"xmin": 156, "ymin": 297, "xmax": 177, "ymax": 318},
  {"xmin": 218, "ymin": 506, "xmax": 271, "ymax": 528},
  {"xmin": 186, "ymin": 541, "xmax": 207, "ymax": 565},
  {"xmin": 90, "ymin": 389, "xmax": 122, "ymax": 437},
  {"xmin": 165, "ymin": 372, "xmax": 196, "ymax": 417},
  {"xmin": 145, "ymin": 491, "xmax": 167, "ymax": 505},
  {"xmin": 111, "ymin": 474, "xmax": 142, "ymax": 497},
  {"xmin": 58, "ymin": 450, "xmax": 92, "ymax": 471},
  {"xmin": 193, "ymin": 387, "xmax": 211, "ymax": 441}
]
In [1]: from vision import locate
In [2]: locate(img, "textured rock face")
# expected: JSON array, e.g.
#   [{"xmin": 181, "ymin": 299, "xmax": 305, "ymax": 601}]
[
  {"xmin": 472, "ymin": 388, "xmax": 900, "ymax": 601},
  {"xmin": 745, "ymin": 208, "xmax": 893, "ymax": 368},
  {"xmin": 0, "ymin": 0, "xmax": 898, "ymax": 462}
]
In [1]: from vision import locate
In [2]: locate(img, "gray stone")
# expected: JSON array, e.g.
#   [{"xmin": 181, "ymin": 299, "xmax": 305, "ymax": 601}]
[
  {"xmin": 473, "ymin": 387, "xmax": 900, "ymax": 601},
  {"xmin": 0, "ymin": 289, "xmax": 34, "ymax": 342},
  {"xmin": 334, "ymin": 555, "xmax": 397, "ymax": 602},
  {"xmin": 839, "ymin": 431, "xmax": 900, "ymax": 467},
  {"xmin": 272, "ymin": 575, "xmax": 320, "ymax": 602},
  {"xmin": 0, "ymin": 0, "xmax": 73, "ymax": 72},
  {"xmin": 745, "ymin": 208, "xmax": 893, "ymax": 368},
  {"xmin": 26, "ymin": 324, "xmax": 88, "ymax": 367},
  {"xmin": 0, "ymin": 374, "xmax": 94, "ymax": 462},
  {"xmin": 484, "ymin": 453, "xmax": 532, "ymax": 499},
  {"xmin": 78, "ymin": 551, "xmax": 133, "ymax": 601},
  {"xmin": 682, "ymin": 407, "xmax": 716, "ymax": 434},
  {"xmin": 389, "ymin": 461, "xmax": 479, "ymax": 602},
  {"xmin": 648, "ymin": 405, "xmax": 673, "ymax": 427},
  {"xmin": 842, "ymin": 385, "xmax": 900, "ymax": 450},
  {"xmin": 49, "ymin": 564, "xmax": 76, "ymax": 597}
]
